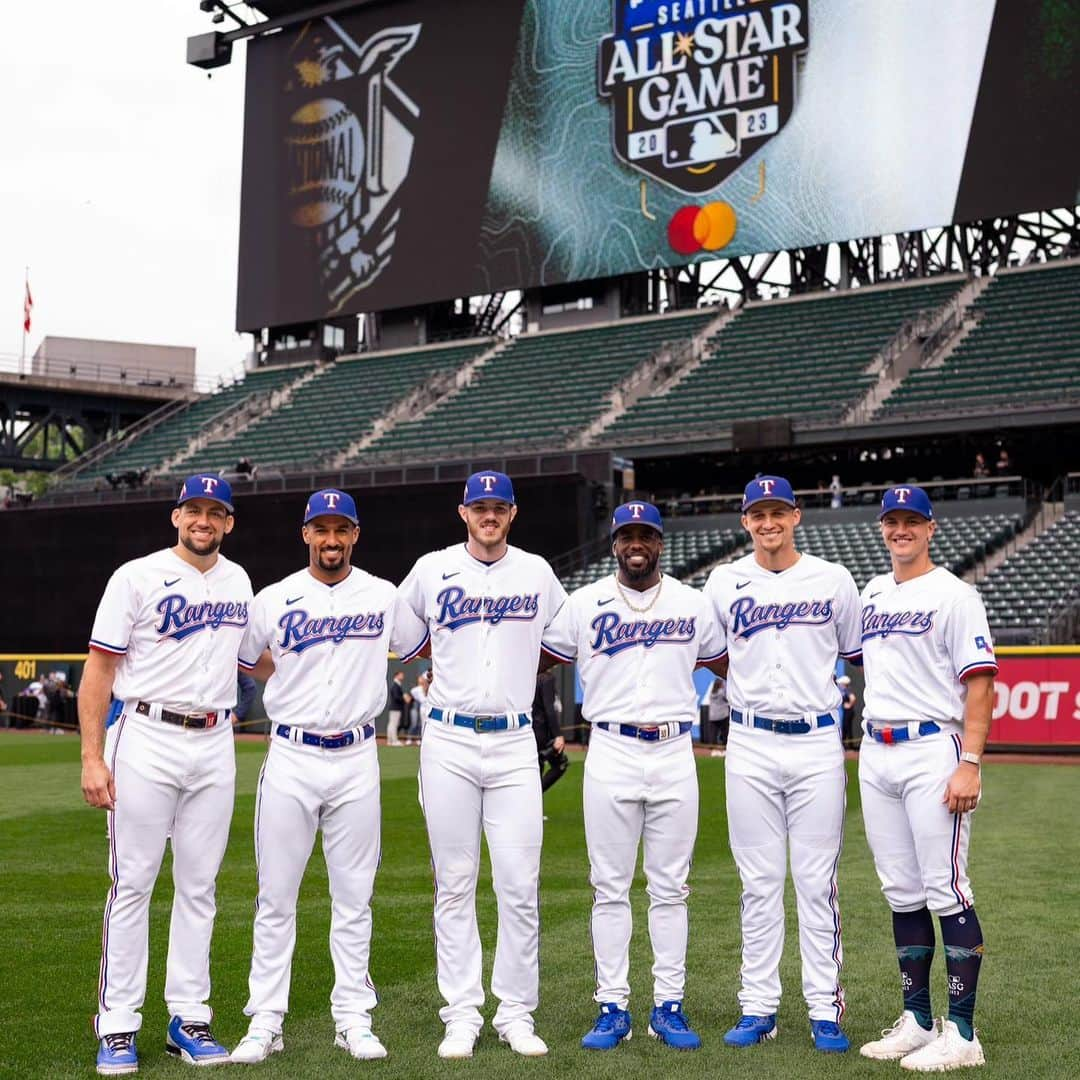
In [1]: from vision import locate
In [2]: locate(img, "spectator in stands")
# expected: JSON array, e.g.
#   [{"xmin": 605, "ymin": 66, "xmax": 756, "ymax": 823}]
[
  {"xmin": 407, "ymin": 669, "xmax": 431, "ymax": 744},
  {"xmin": 829, "ymin": 474, "xmax": 843, "ymax": 509},
  {"xmin": 837, "ymin": 675, "xmax": 858, "ymax": 746},
  {"xmin": 386, "ymin": 670, "xmax": 409, "ymax": 746},
  {"xmin": 704, "ymin": 675, "xmax": 730, "ymax": 756},
  {"xmin": 44, "ymin": 671, "xmax": 75, "ymax": 734},
  {"xmin": 973, "ymin": 453, "xmax": 990, "ymax": 479},
  {"xmin": 235, "ymin": 456, "xmax": 255, "ymax": 478},
  {"xmin": 995, "ymin": 448, "xmax": 1011, "ymax": 475}
]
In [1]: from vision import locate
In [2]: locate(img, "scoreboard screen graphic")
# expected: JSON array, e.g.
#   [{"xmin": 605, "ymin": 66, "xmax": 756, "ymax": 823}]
[{"xmin": 236, "ymin": 0, "xmax": 1080, "ymax": 329}]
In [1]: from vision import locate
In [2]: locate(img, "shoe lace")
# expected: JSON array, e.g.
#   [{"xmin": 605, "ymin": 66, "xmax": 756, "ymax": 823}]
[
  {"xmin": 593, "ymin": 1010, "xmax": 623, "ymax": 1033},
  {"xmin": 815, "ymin": 1021, "xmax": 842, "ymax": 1037},
  {"xmin": 103, "ymin": 1033, "xmax": 133, "ymax": 1053},
  {"xmin": 735, "ymin": 1016, "xmax": 764, "ymax": 1031},
  {"xmin": 179, "ymin": 1022, "xmax": 217, "ymax": 1045},
  {"xmin": 658, "ymin": 1009, "xmax": 691, "ymax": 1032}
]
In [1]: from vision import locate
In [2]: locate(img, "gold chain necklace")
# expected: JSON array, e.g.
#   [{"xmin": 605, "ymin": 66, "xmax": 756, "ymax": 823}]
[{"xmin": 614, "ymin": 572, "xmax": 663, "ymax": 614}]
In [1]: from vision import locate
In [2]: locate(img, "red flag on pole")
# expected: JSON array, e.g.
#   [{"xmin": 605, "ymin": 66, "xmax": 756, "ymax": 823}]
[{"xmin": 23, "ymin": 281, "xmax": 33, "ymax": 333}]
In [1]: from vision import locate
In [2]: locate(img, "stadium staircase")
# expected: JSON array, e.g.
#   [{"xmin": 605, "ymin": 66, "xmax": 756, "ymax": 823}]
[
  {"xmin": 597, "ymin": 277, "xmax": 964, "ymax": 445},
  {"xmin": 181, "ymin": 341, "xmax": 489, "ymax": 474},
  {"xmin": 357, "ymin": 310, "xmax": 716, "ymax": 462},
  {"xmin": 571, "ymin": 306, "xmax": 734, "ymax": 448},
  {"xmin": 876, "ymin": 259, "xmax": 1080, "ymax": 419}
]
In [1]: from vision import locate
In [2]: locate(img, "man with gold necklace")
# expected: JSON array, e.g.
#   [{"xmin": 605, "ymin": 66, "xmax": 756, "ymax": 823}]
[{"xmin": 542, "ymin": 500, "xmax": 726, "ymax": 1052}]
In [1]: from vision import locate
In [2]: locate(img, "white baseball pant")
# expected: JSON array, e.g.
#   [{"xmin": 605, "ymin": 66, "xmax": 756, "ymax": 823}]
[
  {"xmin": 584, "ymin": 726, "xmax": 698, "ymax": 1008},
  {"xmin": 386, "ymin": 710, "xmax": 404, "ymax": 746},
  {"xmin": 418, "ymin": 719, "xmax": 542, "ymax": 1036},
  {"xmin": 858, "ymin": 731, "xmax": 974, "ymax": 915},
  {"xmin": 96, "ymin": 709, "xmax": 235, "ymax": 1036},
  {"xmin": 724, "ymin": 721, "xmax": 846, "ymax": 1021},
  {"xmin": 244, "ymin": 732, "xmax": 381, "ymax": 1032}
]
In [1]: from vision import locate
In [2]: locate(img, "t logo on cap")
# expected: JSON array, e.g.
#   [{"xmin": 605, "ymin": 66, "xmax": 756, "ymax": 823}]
[
  {"xmin": 480, "ymin": 475, "xmax": 497, "ymax": 493},
  {"xmin": 201, "ymin": 477, "xmax": 219, "ymax": 494},
  {"xmin": 758, "ymin": 479, "xmax": 776, "ymax": 496},
  {"xmin": 323, "ymin": 492, "xmax": 340, "ymax": 509},
  {"xmin": 893, "ymin": 487, "xmax": 911, "ymax": 503},
  {"xmin": 629, "ymin": 503, "xmax": 644, "ymax": 518}
]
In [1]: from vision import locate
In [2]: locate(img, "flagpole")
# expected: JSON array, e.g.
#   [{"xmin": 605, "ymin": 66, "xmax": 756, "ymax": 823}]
[{"xmin": 20, "ymin": 266, "xmax": 28, "ymax": 376}]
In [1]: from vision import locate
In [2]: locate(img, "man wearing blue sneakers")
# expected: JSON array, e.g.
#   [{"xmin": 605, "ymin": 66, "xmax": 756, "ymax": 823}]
[
  {"xmin": 704, "ymin": 477, "xmax": 863, "ymax": 1054},
  {"xmin": 78, "ymin": 475, "xmax": 253, "ymax": 1073},
  {"xmin": 542, "ymin": 501, "xmax": 726, "ymax": 1051}
]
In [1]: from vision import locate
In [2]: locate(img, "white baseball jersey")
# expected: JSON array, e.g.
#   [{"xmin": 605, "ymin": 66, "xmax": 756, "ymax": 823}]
[
  {"xmin": 860, "ymin": 566, "xmax": 997, "ymax": 728},
  {"xmin": 398, "ymin": 544, "xmax": 566, "ymax": 714},
  {"xmin": 704, "ymin": 552, "xmax": 862, "ymax": 716},
  {"xmin": 239, "ymin": 567, "xmax": 428, "ymax": 732},
  {"xmin": 89, "ymin": 548, "xmax": 252, "ymax": 711},
  {"xmin": 541, "ymin": 574, "xmax": 725, "ymax": 727}
]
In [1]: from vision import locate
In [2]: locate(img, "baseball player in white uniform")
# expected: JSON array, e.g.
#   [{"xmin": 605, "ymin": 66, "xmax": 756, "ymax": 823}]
[
  {"xmin": 397, "ymin": 471, "xmax": 566, "ymax": 1059},
  {"xmin": 229, "ymin": 489, "xmax": 429, "ymax": 1065},
  {"xmin": 703, "ymin": 476, "xmax": 862, "ymax": 1053},
  {"xmin": 79, "ymin": 474, "xmax": 252, "ymax": 1075},
  {"xmin": 857, "ymin": 486, "xmax": 996, "ymax": 1072},
  {"xmin": 541, "ymin": 501, "xmax": 726, "ymax": 1052}
]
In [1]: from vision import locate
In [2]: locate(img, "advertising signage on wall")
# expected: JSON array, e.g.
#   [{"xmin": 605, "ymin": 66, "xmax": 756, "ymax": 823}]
[{"xmin": 236, "ymin": 0, "xmax": 1080, "ymax": 329}]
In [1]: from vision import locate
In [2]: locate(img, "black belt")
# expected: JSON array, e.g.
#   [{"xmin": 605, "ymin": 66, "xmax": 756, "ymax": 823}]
[
  {"xmin": 428, "ymin": 707, "xmax": 529, "ymax": 732},
  {"xmin": 596, "ymin": 721, "xmax": 693, "ymax": 742},
  {"xmin": 865, "ymin": 721, "xmax": 941, "ymax": 744},
  {"xmin": 731, "ymin": 708, "xmax": 835, "ymax": 735},
  {"xmin": 274, "ymin": 723, "xmax": 375, "ymax": 749},
  {"xmin": 136, "ymin": 701, "xmax": 223, "ymax": 729}
]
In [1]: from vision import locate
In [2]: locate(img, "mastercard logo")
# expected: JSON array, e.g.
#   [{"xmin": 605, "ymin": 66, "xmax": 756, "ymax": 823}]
[{"xmin": 668, "ymin": 201, "xmax": 738, "ymax": 256}]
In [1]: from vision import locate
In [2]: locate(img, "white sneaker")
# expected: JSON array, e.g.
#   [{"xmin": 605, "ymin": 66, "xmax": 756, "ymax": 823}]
[
  {"xmin": 438, "ymin": 1023, "xmax": 479, "ymax": 1059},
  {"xmin": 230, "ymin": 1027, "xmax": 283, "ymax": 1064},
  {"xmin": 335, "ymin": 1028, "xmax": 388, "ymax": 1061},
  {"xmin": 499, "ymin": 1022, "xmax": 548, "ymax": 1057},
  {"xmin": 900, "ymin": 1020, "xmax": 985, "ymax": 1072},
  {"xmin": 861, "ymin": 1012, "xmax": 938, "ymax": 1060}
]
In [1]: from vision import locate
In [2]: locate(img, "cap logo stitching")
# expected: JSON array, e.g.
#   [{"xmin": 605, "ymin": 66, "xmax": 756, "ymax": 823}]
[
  {"xmin": 893, "ymin": 487, "xmax": 911, "ymax": 503},
  {"xmin": 629, "ymin": 503, "xmax": 644, "ymax": 519},
  {"xmin": 200, "ymin": 477, "xmax": 219, "ymax": 494},
  {"xmin": 758, "ymin": 478, "xmax": 775, "ymax": 495},
  {"xmin": 480, "ymin": 474, "xmax": 497, "ymax": 493},
  {"xmin": 323, "ymin": 492, "xmax": 340, "ymax": 509}
]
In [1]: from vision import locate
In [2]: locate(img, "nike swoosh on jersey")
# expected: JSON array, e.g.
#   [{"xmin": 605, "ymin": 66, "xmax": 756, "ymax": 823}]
[
  {"xmin": 286, "ymin": 595, "xmax": 304, "ymax": 605},
  {"xmin": 441, "ymin": 572, "xmax": 460, "ymax": 580},
  {"xmin": 869, "ymin": 591, "xmax": 882, "ymax": 598},
  {"xmin": 164, "ymin": 578, "xmax": 181, "ymax": 587},
  {"xmin": 736, "ymin": 580, "xmax": 751, "ymax": 589},
  {"xmin": 597, "ymin": 597, "xmax": 615, "ymax": 606}
]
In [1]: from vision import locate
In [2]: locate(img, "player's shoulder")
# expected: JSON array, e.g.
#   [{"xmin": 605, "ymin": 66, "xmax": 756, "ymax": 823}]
[
  {"xmin": 505, "ymin": 544, "xmax": 556, "ymax": 576},
  {"xmin": 570, "ymin": 576, "xmax": 612, "ymax": 607},
  {"xmin": 705, "ymin": 555, "xmax": 749, "ymax": 589},
  {"xmin": 801, "ymin": 551, "xmax": 858, "ymax": 586},
  {"xmin": 664, "ymin": 573, "xmax": 709, "ymax": 606},
  {"xmin": 212, "ymin": 552, "xmax": 253, "ymax": 589},
  {"xmin": 117, "ymin": 547, "xmax": 173, "ymax": 576},
  {"xmin": 861, "ymin": 570, "xmax": 892, "ymax": 601},
  {"xmin": 405, "ymin": 546, "xmax": 457, "ymax": 578},
  {"xmin": 348, "ymin": 565, "xmax": 397, "ymax": 599},
  {"xmin": 254, "ymin": 568, "xmax": 306, "ymax": 604},
  {"xmin": 931, "ymin": 566, "xmax": 983, "ymax": 606}
]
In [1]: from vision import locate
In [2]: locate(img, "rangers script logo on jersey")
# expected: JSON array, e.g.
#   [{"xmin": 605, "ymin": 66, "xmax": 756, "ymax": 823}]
[
  {"xmin": 590, "ymin": 612, "xmax": 697, "ymax": 657},
  {"xmin": 728, "ymin": 595, "xmax": 833, "ymax": 638},
  {"xmin": 276, "ymin": 608, "xmax": 385, "ymax": 653},
  {"xmin": 861, "ymin": 605, "xmax": 935, "ymax": 642},
  {"xmin": 598, "ymin": 0, "xmax": 810, "ymax": 194},
  {"xmin": 155, "ymin": 595, "xmax": 249, "ymax": 641},
  {"xmin": 435, "ymin": 586, "xmax": 540, "ymax": 631}
]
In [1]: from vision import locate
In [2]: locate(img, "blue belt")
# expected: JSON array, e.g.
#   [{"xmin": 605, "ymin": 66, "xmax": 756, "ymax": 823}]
[
  {"xmin": 731, "ymin": 709, "xmax": 835, "ymax": 735},
  {"xmin": 428, "ymin": 707, "xmax": 529, "ymax": 733},
  {"xmin": 596, "ymin": 721, "xmax": 693, "ymax": 742},
  {"xmin": 865, "ymin": 721, "xmax": 941, "ymax": 744},
  {"xmin": 275, "ymin": 723, "xmax": 375, "ymax": 749}
]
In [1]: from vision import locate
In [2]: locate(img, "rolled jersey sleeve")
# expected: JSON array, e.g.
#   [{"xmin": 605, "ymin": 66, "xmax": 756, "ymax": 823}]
[{"xmin": 89, "ymin": 568, "xmax": 137, "ymax": 655}]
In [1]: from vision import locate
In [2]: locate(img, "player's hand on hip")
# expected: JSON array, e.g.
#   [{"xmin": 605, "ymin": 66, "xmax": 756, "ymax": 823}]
[
  {"xmin": 82, "ymin": 758, "xmax": 116, "ymax": 811},
  {"xmin": 943, "ymin": 763, "xmax": 981, "ymax": 814}
]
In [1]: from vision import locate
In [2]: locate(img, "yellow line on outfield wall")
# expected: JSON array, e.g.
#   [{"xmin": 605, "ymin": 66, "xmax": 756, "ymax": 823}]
[
  {"xmin": 0, "ymin": 653, "xmax": 89, "ymax": 661},
  {"xmin": 996, "ymin": 646, "xmax": 1080, "ymax": 655}
]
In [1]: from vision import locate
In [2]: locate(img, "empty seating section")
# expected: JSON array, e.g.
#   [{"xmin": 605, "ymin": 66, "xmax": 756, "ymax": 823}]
[
  {"xmin": 977, "ymin": 511, "xmax": 1080, "ymax": 632},
  {"xmin": 794, "ymin": 514, "xmax": 1021, "ymax": 591},
  {"xmin": 183, "ymin": 344, "xmax": 482, "ymax": 472},
  {"xmin": 561, "ymin": 527, "xmax": 743, "ymax": 591},
  {"xmin": 364, "ymin": 313, "xmax": 715, "ymax": 459},
  {"xmin": 79, "ymin": 365, "xmax": 307, "ymax": 480},
  {"xmin": 603, "ymin": 280, "xmax": 962, "ymax": 442},
  {"xmin": 879, "ymin": 262, "xmax": 1080, "ymax": 418}
]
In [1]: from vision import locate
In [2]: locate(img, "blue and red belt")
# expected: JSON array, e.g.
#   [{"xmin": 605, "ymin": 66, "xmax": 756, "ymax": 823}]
[{"xmin": 865, "ymin": 721, "xmax": 941, "ymax": 744}]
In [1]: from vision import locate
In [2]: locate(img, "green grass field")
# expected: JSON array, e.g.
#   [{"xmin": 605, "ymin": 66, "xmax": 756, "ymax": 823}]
[{"xmin": 1, "ymin": 733, "xmax": 1076, "ymax": 1078}]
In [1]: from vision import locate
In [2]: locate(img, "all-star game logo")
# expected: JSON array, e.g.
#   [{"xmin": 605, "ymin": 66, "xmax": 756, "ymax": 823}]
[
  {"xmin": 599, "ymin": 0, "xmax": 809, "ymax": 195},
  {"xmin": 284, "ymin": 19, "xmax": 421, "ymax": 313}
]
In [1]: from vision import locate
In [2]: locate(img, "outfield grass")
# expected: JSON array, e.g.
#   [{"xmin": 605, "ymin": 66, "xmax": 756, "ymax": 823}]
[{"xmin": 0, "ymin": 733, "xmax": 1076, "ymax": 1078}]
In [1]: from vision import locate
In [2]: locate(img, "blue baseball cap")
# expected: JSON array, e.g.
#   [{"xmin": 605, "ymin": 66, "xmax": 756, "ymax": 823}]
[
  {"xmin": 177, "ymin": 474, "xmax": 234, "ymax": 513},
  {"xmin": 742, "ymin": 475, "xmax": 797, "ymax": 511},
  {"xmin": 879, "ymin": 485, "xmax": 933, "ymax": 521},
  {"xmin": 462, "ymin": 471, "xmax": 515, "ymax": 505},
  {"xmin": 304, "ymin": 488, "xmax": 359, "ymax": 524},
  {"xmin": 611, "ymin": 500, "xmax": 664, "ymax": 536}
]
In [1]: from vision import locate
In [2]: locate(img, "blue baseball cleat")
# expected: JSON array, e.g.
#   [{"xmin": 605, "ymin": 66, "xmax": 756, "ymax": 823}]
[
  {"xmin": 581, "ymin": 1003, "xmax": 632, "ymax": 1050},
  {"xmin": 165, "ymin": 1016, "xmax": 230, "ymax": 1066},
  {"xmin": 811, "ymin": 1019, "xmax": 850, "ymax": 1052},
  {"xmin": 96, "ymin": 1032, "xmax": 138, "ymax": 1075},
  {"xmin": 648, "ymin": 1001, "xmax": 702, "ymax": 1050},
  {"xmin": 723, "ymin": 1014, "xmax": 777, "ymax": 1047}
]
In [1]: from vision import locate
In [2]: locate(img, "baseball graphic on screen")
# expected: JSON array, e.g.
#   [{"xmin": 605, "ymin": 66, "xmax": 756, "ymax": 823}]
[{"xmin": 286, "ymin": 98, "xmax": 364, "ymax": 227}]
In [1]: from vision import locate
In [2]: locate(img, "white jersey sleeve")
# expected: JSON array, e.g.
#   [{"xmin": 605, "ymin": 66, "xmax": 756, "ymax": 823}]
[
  {"xmin": 238, "ymin": 589, "xmax": 274, "ymax": 671},
  {"xmin": 89, "ymin": 566, "xmax": 138, "ymax": 656},
  {"xmin": 944, "ymin": 589, "xmax": 998, "ymax": 682},
  {"xmin": 835, "ymin": 567, "xmax": 864, "ymax": 663},
  {"xmin": 696, "ymin": 598, "xmax": 727, "ymax": 661},
  {"xmin": 388, "ymin": 592, "xmax": 430, "ymax": 660},
  {"xmin": 540, "ymin": 593, "xmax": 580, "ymax": 662}
]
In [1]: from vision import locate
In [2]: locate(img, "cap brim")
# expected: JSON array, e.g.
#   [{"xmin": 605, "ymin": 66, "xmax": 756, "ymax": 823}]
[
  {"xmin": 742, "ymin": 496, "xmax": 797, "ymax": 511},
  {"xmin": 177, "ymin": 494, "xmax": 234, "ymax": 512}
]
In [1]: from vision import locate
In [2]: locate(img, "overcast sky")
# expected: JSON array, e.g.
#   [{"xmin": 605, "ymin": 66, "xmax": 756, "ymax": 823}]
[{"xmin": 1, "ymin": 2, "xmax": 252, "ymax": 384}]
